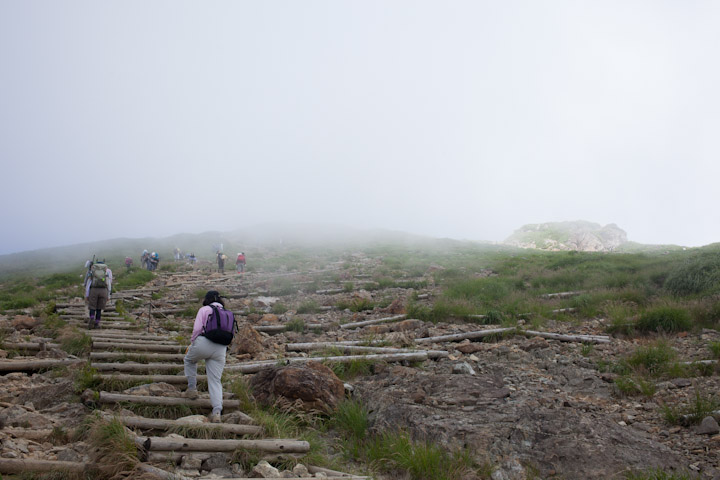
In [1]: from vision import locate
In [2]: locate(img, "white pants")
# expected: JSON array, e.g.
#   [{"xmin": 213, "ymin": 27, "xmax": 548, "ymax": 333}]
[{"xmin": 184, "ymin": 336, "xmax": 227, "ymax": 415}]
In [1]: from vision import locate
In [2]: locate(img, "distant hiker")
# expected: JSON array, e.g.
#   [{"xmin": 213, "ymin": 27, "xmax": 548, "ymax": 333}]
[
  {"xmin": 174, "ymin": 247, "xmax": 181, "ymax": 261},
  {"xmin": 124, "ymin": 256, "xmax": 133, "ymax": 272},
  {"xmin": 148, "ymin": 252, "xmax": 160, "ymax": 271},
  {"xmin": 140, "ymin": 250, "xmax": 150, "ymax": 269},
  {"xmin": 189, "ymin": 252, "xmax": 196, "ymax": 265},
  {"xmin": 84, "ymin": 259, "xmax": 112, "ymax": 329},
  {"xmin": 217, "ymin": 251, "xmax": 226, "ymax": 274},
  {"xmin": 184, "ymin": 290, "xmax": 236, "ymax": 423},
  {"xmin": 236, "ymin": 252, "xmax": 246, "ymax": 273}
]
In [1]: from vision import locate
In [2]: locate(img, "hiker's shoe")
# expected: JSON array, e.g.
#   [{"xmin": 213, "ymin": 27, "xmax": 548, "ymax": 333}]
[
  {"xmin": 209, "ymin": 413, "xmax": 222, "ymax": 424},
  {"xmin": 94, "ymin": 322, "xmax": 100, "ymax": 329},
  {"xmin": 183, "ymin": 389, "xmax": 199, "ymax": 400}
]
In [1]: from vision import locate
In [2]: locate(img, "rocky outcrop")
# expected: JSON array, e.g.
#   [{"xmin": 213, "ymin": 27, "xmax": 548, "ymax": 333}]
[
  {"xmin": 504, "ymin": 221, "xmax": 628, "ymax": 252},
  {"xmin": 249, "ymin": 362, "xmax": 345, "ymax": 413}
]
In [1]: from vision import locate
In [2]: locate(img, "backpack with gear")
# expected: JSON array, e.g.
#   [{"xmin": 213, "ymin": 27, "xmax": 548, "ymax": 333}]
[
  {"xmin": 90, "ymin": 263, "xmax": 108, "ymax": 288},
  {"xmin": 202, "ymin": 305, "xmax": 237, "ymax": 345}
]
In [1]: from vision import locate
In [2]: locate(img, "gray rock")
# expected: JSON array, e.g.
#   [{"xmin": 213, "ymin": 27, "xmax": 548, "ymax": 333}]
[
  {"xmin": 697, "ymin": 416, "xmax": 720, "ymax": 435},
  {"xmin": 201, "ymin": 453, "xmax": 228, "ymax": 471},
  {"xmin": 452, "ymin": 362, "xmax": 476, "ymax": 375},
  {"xmin": 251, "ymin": 460, "xmax": 280, "ymax": 478}
]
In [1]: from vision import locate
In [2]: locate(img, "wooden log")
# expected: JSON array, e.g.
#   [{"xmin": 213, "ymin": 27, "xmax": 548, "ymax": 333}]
[
  {"xmin": 143, "ymin": 436, "xmax": 310, "ymax": 453},
  {"xmin": 285, "ymin": 343, "xmax": 448, "ymax": 359},
  {"xmin": 98, "ymin": 374, "xmax": 206, "ymax": 384},
  {"xmin": 551, "ymin": 308, "xmax": 577, "ymax": 314},
  {"xmin": 521, "ymin": 330, "xmax": 611, "ymax": 344},
  {"xmin": 92, "ymin": 342, "xmax": 184, "ymax": 352},
  {"xmin": 98, "ymin": 392, "xmax": 240, "ymax": 409},
  {"xmin": 224, "ymin": 352, "xmax": 428, "ymax": 373},
  {"xmin": 89, "ymin": 337, "xmax": 179, "ymax": 345},
  {"xmin": 316, "ymin": 288, "xmax": 344, "ymax": 294},
  {"xmin": 2, "ymin": 427, "xmax": 53, "ymax": 441},
  {"xmin": 117, "ymin": 415, "xmax": 260, "ymax": 435},
  {"xmin": 253, "ymin": 325, "xmax": 287, "ymax": 333},
  {"xmin": 89, "ymin": 332, "xmax": 172, "ymax": 340},
  {"xmin": 91, "ymin": 352, "xmax": 186, "ymax": 361},
  {"xmin": 414, "ymin": 328, "xmax": 515, "ymax": 344},
  {"xmin": 340, "ymin": 314, "xmax": 407, "ymax": 330},
  {"xmin": 2, "ymin": 342, "xmax": 61, "ymax": 351},
  {"xmin": 680, "ymin": 359, "xmax": 718, "ymax": 366},
  {"xmin": 92, "ymin": 362, "xmax": 189, "ymax": 373},
  {"xmin": 0, "ymin": 359, "xmax": 85, "ymax": 372},
  {"xmin": 541, "ymin": 291, "xmax": 584, "ymax": 299},
  {"xmin": 0, "ymin": 458, "xmax": 86, "ymax": 474}
]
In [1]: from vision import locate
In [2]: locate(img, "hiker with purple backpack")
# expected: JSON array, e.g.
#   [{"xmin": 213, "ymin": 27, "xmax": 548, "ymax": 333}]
[{"xmin": 183, "ymin": 290, "xmax": 237, "ymax": 423}]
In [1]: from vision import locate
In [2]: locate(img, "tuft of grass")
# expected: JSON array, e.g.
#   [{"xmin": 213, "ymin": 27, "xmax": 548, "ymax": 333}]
[
  {"xmin": 71, "ymin": 364, "xmax": 100, "ymax": 393},
  {"xmin": 286, "ymin": 318, "xmax": 306, "ymax": 332},
  {"xmin": 113, "ymin": 269, "xmax": 154, "ymax": 290},
  {"xmin": 709, "ymin": 341, "xmax": 720, "ymax": 359},
  {"xmin": 86, "ymin": 416, "xmax": 141, "ymax": 478},
  {"xmin": 625, "ymin": 468, "xmax": 698, "ymax": 480},
  {"xmin": 328, "ymin": 358, "xmax": 375, "ymax": 380},
  {"xmin": 661, "ymin": 389, "xmax": 720, "ymax": 426},
  {"xmin": 59, "ymin": 331, "xmax": 92, "ymax": 356},
  {"xmin": 226, "ymin": 375, "xmax": 255, "ymax": 411},
  {"xmin": 332, "ymin": 398, "xmax": 368, "ymax": 441},
  {"xmin": 297, "ymin": 300, "xmax": 320, "ymax": 314},
  {"xmin": 626, "ymin": 341, "xmax": 677, "ymax": 376},
  {"xmin": 636, "ymin": 306, "xmax": 693, "ymax": 333},
  {"xmin": 271, "ymin": 302, "xmax": 289, "ymax": 314}
]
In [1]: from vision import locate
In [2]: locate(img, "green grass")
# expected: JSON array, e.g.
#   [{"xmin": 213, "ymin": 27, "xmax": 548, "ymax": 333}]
[
  {"xmin": 661, "ymin": 389, "xmax": 720, "ymax": 426},
  {"xmin": 625, "ymin": 468, "xmax": 698, "ymax": 480},
  {"xmin": 327, "ymin": 358, "xmax": 375, "ymax": 380},
  {"xmin": 85, "ymin": 416, "xmax": 140, "ymax": 478},
  {"xmin": 112, "ymin": 268, "xmax": 154, "ymax": 290},
  {"xmin": 271, "ymin": 302, "xmax": 289, "ymax": 314},
  {"xmin": 286, "ymin": 318, "xmax": 306, "ymax": 332},
  {"xmin": 636, "ymin": 306, "xmax": 693, "ymax": 333},
  {"xmin": 625, "ymin": 341, "xmax": 677, "ymax": 376},
  {"xmin": 297, "ymin": 300, "xmax": 320, "ymax": 314}
]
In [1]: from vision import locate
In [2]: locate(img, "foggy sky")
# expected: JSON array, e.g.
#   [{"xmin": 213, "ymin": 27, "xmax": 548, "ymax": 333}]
[{"xmin": 2, "ymin": 1, "xmax": 720, "ymax": 255}]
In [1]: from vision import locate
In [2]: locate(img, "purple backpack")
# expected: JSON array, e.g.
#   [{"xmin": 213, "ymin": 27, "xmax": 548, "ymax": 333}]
[{"xmin": 202, "ymin": 305, "xmax": 237, "ymax": 345}]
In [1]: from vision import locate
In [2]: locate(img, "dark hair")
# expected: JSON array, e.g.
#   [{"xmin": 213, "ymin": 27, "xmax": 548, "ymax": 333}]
[{"xmin": 202, "ymin": 290, "xmax": 225, "ymax": 307}]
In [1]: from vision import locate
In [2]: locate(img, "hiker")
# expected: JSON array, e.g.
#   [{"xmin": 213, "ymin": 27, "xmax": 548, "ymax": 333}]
[
  {"xmin": 140, "ymin": 250, "xmax": 150, "ymax": 269},
  {"xmin": 236, "ymin": 252, "xmax": 246, "ymax": 273},
  {"xmin": 217, "ymin": 251, "xmax": 225, "ymax": 274},
  {"xmin": 189, "ymin": 252, "xmax": 196, "ymax": 265},
  {"xmin": 174, "ymin": 247, "xmax": 181, "ymax": 261},
  {"xmin": 84, "ymin": 259, "xmax": 112, "ymax": 329},
  {"xmin": 124, "ymin": 257, "xmax": 133, "ymax": 272},
  {"xmin": 148, "ymin": 252, "xmax": 160, "ymax": 271},
  {"xmin": 184, "ymin": 290, "xmax": 236, "ymax": 423}
]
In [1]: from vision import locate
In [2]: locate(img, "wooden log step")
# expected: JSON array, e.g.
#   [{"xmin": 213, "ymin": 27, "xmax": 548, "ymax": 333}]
[
  {"xmin": 2, "ymin": 428, "xmax": 54, "ymax": 441},
  {"xmin": 224, "ymin": 352, "xmax": 428, "ymax": 373},
  {"xmin": 98, "ymin": 392, "xmax": 239, "ymax": 409},
  {"xmin": 143, "ymin": 435, "xmax": 309, "ymax": 453},
  {"xmin": 340, "ymin": 314, "xmax": 407, "ymax": 330},
  {"xmin": 3, "ymin": 342, "xmax": 61, "ymax": 351},
  {"xmin": 89, "ymin": 332, "xmax": 172, "ymax": 340},
  {"xmin": 285, "ymin": 343, "xmax": 448, "ymax": 358},
  {"xmin": 98, "ymin": 374, "xmax": 206, "ymax": 384},
  {"xmin": 540, "ymin": 291, "xmax": 584, "ymax": 299},
  {"xmin": 92, "ymin": 342, "xmax": 184, "ymax": 353},
  {"xmin": 117, "ymin": 415, "xmax": 261, "ymax": 435},
  {"xmin": 91, "ymin": 352, "xmax": 186, "ymax": 361},
  {"xmin": 521, "ymin": 330, "xmax": 611, "ymax": 344},
  {"xmin": 89, "ymin": 336, "xmax": 179, "ymax": 345},
  {"xmin": 92, "ymin": 362, "xmax": 190, "ymax": 373},
  {"xmin": 0, "ymin": 458, "xmax": 86, "ymax": 474},
  {"xmin": 0, "ymin": 359, "xmax": 85, "ymax": 372},
  {"xmin": 414, "ymin": 328, "xmax": 515, "ymax": 344}
]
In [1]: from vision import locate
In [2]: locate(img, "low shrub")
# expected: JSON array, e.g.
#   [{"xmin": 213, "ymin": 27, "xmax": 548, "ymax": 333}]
[{"xmin": 636, "ymin": 307, "xmax": 693, "ymax": 333}]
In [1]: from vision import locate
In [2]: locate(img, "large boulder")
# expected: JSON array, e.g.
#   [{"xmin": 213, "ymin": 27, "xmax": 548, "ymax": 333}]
[
  {"xmin": 12, "ymin": 315, "xmax": 39, "ymax": 331},
  {"xmin": 249, "ymin": 362, "xmax": 345, "ymax": 413},
  {"xmin": 229, "ymin": 324, "xmax": 264, "ymax": 355}
]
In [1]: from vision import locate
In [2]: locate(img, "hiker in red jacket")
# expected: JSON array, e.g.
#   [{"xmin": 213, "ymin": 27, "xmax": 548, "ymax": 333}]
[{"xmin": 236, "ymin": 252, "xmax": 246, "ymax": 273}]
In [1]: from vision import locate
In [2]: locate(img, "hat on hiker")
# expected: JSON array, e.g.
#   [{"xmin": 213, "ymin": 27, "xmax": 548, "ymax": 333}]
[{"xmin": 203, "ymin": 290, "xmax": 223, "ymax": 306}]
